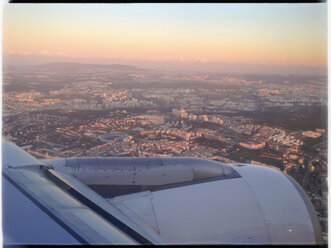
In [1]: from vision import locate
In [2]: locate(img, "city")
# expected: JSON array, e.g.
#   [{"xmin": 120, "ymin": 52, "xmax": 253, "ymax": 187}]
[{"xmin": 3, "ymin": 62, "xmax": 328, "ymax": 241}]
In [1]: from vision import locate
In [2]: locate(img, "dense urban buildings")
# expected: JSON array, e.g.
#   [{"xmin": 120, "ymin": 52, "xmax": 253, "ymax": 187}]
[{"xmin": 3, "ymin": 63, "xmax": 328, "ymax": 242}]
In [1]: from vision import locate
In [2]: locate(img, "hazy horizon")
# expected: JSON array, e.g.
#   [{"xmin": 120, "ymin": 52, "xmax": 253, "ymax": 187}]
[
  {"xmin": 3, "ymin": 3, "xmax": 327, "ymax": 75},
  {"xmin": 3, "ymin": 55, "xmax": 328, "ymax": 76}
]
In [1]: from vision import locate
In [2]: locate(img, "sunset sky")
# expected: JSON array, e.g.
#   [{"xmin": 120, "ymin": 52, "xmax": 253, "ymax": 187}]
[{"xmin": 3, "ymin": 3, "xmax": 327, "ymax": 74}]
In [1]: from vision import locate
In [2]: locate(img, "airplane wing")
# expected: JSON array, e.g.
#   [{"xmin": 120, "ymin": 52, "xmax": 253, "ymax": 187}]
[{"xmin": 2, "ymin": 140, "xmax": 323, "ymax": 245}]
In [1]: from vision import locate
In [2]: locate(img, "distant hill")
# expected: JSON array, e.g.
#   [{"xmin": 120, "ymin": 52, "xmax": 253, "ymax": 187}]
[{"xmin": 38, "ymin": 62, "xmax": 146, "ymax": 71}]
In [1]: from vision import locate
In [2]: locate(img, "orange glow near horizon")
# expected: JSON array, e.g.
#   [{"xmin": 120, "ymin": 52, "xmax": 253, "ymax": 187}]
[{"xmin": 2, "ymin": 4, "xmax": 327, "ymax": 68}]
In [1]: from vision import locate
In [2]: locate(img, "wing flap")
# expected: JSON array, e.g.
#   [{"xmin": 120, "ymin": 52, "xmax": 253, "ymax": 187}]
[
  {"xmin": 46, "ymin": 169, "xmax": 163, "ymax": 244},
  {"xmin": 4, "ymin": 167, "xmax": 139, "ymax": 244}
]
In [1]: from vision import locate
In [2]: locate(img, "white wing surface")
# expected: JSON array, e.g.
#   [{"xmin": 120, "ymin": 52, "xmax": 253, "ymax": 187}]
[{"xmin": 2, "ymin": 140, "xmax": 323, "ymax": 245}]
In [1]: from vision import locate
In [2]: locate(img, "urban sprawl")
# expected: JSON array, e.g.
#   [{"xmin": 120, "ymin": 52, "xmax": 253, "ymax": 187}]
[{"xmin": 2, "ymin": 63, "xmax": 328, "ymax": 241}]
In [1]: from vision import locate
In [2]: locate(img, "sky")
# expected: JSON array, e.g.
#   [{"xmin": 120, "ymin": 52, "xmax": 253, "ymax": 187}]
[{"xmin": 2, "ymin": 3, "xmax": 328, "ymax": 74}]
